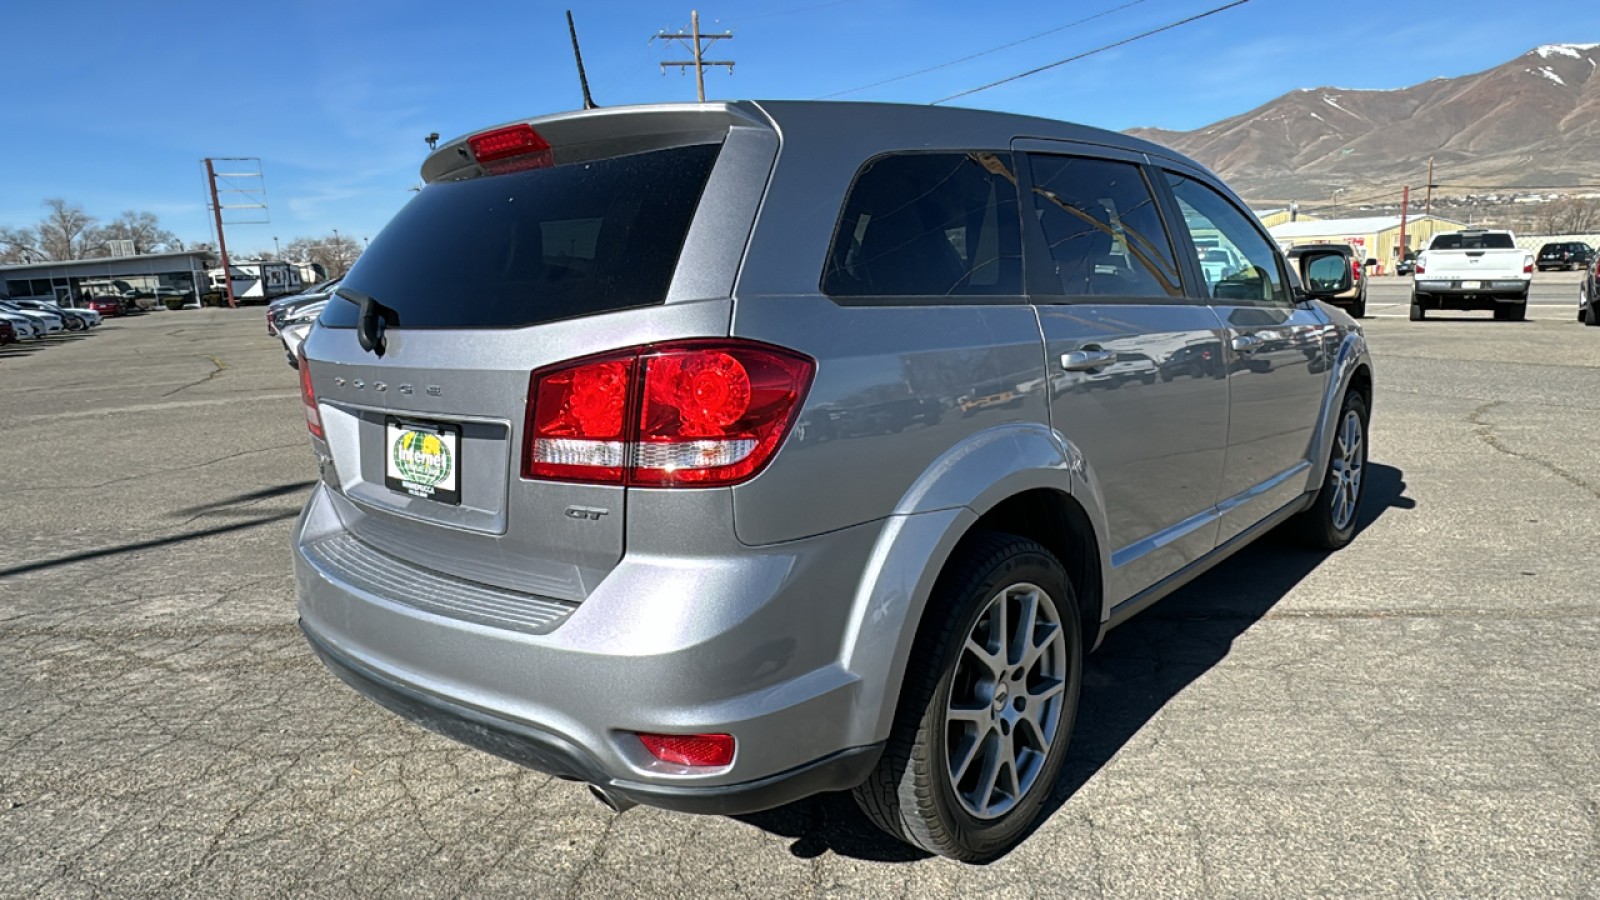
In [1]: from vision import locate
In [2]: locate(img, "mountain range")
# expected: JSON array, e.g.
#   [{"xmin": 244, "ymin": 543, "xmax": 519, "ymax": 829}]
[{"xmin": 1127, "ymin": 44, "xmax": 1600, "ymax": 206}]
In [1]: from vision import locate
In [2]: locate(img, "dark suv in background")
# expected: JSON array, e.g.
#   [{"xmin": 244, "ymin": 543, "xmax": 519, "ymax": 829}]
[
  {"xmin": 1537, "ymin": 241, "xmax": 1595, "ymax": 271},
  {"xmin": 1285, "ymin": 243, "xmax": 1370, "ymax": 317}
]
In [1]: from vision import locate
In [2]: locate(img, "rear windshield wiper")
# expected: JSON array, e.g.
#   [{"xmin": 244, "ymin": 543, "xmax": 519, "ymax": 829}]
[{"xmin": 334, "ymin": 287, "xmax": 399, "ymax": 357}]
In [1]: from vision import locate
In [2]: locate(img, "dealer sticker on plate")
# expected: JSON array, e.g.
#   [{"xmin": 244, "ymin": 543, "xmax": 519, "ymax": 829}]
[{"xmin": 384, "ymin": 418, "xmax": 461, "ymax": 505}]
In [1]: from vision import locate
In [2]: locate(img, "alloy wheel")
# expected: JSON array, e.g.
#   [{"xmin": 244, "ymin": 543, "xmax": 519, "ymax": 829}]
[
  {"xmin": 944, "ymin": 582, "xmax": 1068, "ymax": 820},
  {"xmin": 1329, "ymin": 408, "xmax": 1365, "ymax": 531}
]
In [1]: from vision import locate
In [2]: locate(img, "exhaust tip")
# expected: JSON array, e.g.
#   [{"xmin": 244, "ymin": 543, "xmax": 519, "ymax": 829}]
[{"xmin": 588, "ymin": 784, "xmax": 638, "ymax": 814}]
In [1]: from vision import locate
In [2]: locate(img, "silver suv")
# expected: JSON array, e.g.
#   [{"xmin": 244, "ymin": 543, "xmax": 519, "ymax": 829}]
[{"xmin": 293, "ymin": 101, "xmax": 1372, "ymax": 861}]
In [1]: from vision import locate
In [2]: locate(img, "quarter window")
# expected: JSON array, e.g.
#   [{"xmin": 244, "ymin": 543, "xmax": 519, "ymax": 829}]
[
  {"xmin": 822, "ymin": 152, "xmax": 1022, "ymax": 298},
  {"xmin": 1167, "ymin": 173, "xmax": 1286, "ymax": 306},
  {"xmin": 1027, "ymin": 155, "xmax": 1181, "ymax": 299}
]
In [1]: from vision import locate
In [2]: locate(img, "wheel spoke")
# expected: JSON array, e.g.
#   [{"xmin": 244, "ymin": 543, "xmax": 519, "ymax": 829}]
[
  {"xmin": 947, "ymin": 702, "xmax": 989, "ymax": 726},
  {"xmin": 976, "ymin": 738, "xmax": 1005, "ymax": 814},
  {"xmin": 950, "ymin": 725, "xmax": 990, "ymax": 785},
  {"xmin": 1022, "ymin": 621, "xmax": 1060, "ymax": 669},
  {"xmin": 964, "ymin": 636, "xmax": 1001, "ymax": 676},
  {"xmin": 1028, "ymin": 676, "xmax": 1066, "ymax": 706},
  {"xmin": 1010, "ymin": 589, "xmax": 1038, "ymax": 667}
]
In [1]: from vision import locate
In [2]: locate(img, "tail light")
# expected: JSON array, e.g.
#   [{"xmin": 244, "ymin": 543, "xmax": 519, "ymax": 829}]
[
  {"xmin": 298, "ymin": 350, "xmax": 324, "ymax": 439},
  {"xmin": 1414, "ymin": 259, "xmax": 1425, "ymax": 275},
  {"xmin": 637, "ymin": 733, "xmax": 735, "ymax": 767},
  {"xmin": 524, "ymin": 340, "xmax": 814, "ymax": 487},
  {"xmin": 1351, "ymin": 258, "xmax": 1362, "ymax": 283},
  {"xmin": 1523, "ymin": 258, "xmax": 1535, "ymax": 274}
]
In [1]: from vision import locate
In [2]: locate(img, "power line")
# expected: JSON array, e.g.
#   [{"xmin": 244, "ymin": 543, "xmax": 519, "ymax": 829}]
[
  {"xmin": 934, "ymin": 0, "xmax": 1252, "ymax": 105},
  {"xmin": 816, "ymin": 0, "xmax": 1148, "ymax": 100}
]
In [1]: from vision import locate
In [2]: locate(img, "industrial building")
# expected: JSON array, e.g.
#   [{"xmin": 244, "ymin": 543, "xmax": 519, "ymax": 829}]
[
  {"xmin": 0, "ymin": 251, "xmax": 213, "ymax": 306},
  {"xmin": 1268, "ymin": 215, "xmax": 1467, "ymax": 274}
]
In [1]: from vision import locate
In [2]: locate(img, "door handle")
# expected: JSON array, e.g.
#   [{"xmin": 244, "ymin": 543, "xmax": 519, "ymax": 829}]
[
  {"xmin": 1230, "ymin": 334, "xmax": 1264, "ymax": 354},
  {"xmin": 1061, "ymin": 348, "xmax": 1117, "ymax": 371}
]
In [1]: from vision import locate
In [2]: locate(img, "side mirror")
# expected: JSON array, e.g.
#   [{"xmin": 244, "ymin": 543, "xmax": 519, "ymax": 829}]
[
  {"xmin": 1364, "ymin": 258, "xmax": 1377, "ymax": 267},
  {"xmin": 1297, "ymin": 250, "xmax": 1354, "ymax": 299}
]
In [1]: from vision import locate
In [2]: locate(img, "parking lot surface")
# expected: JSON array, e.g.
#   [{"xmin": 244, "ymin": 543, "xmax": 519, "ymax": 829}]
[{"xmin": 3, "ymin": 289, "xmax": 1597, "ymax": 897}]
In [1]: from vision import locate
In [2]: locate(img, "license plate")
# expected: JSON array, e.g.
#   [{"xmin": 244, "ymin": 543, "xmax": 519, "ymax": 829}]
[
  {"xmin": 1460, "ymin": 280, "xmax": 1481, "ymax": 290},
  {"xmin": 384, "ymin": 418, "xmax": 461, "ymax": 505}
]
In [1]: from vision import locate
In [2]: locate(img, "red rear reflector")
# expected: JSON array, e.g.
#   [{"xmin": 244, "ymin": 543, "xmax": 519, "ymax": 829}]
[
  {"xmin": 298, "ymin": 350, "xmax": 324, "ymax": 439},
  {"xmin": 638, "ymin": 733, "xmax": 735, "ymax": 767},
  {"xmin": 524, "ymin": 340, "xmax": 814, "ymax": 487},
  {"xmin": 468, "ymin": 124, "xmax": 553, "ymax": 172}
]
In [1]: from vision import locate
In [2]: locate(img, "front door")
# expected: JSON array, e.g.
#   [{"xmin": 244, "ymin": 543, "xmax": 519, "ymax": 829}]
[
  {"xmin": 1021, "ymin": 149, "xmax": 1230, "ymax": 603},
  {"xmin": 1164, "ymin": 172, "xmax": 1332, "ymax": 543}
]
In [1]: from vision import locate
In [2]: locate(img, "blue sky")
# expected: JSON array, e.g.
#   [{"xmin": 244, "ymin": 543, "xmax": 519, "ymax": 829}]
[{"xmin": 3, "ymin": 0, "xmax": 1589, "ymax": 252}]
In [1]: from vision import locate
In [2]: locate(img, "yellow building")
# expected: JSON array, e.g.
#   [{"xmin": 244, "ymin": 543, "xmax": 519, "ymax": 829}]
[
  {"xmin": 1254, "ymin": 208, "xmax": 1320, "ymax": 229},
  {"xmin": 1268, "ymin": 215, "xmax": 1466, "ymax": 274}
]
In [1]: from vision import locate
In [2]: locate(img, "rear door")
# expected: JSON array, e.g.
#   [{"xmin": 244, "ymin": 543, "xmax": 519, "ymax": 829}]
[
  {"xmin": 1019, "ymin": 143, "xmax": 1230, "ymax": 602},
  {"xmin": 302, "ymin": 109, "xmax": 775, "ymax": 600}
]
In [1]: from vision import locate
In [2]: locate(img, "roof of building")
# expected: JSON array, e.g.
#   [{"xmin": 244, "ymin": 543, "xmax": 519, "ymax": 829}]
[
  {"xmin": 0, "ymin": 250, "xmax": 212, "ymax": 273},
  {"xmin": 1269, "ymin": 214, "xmax": 1464, "ymax": 238}
]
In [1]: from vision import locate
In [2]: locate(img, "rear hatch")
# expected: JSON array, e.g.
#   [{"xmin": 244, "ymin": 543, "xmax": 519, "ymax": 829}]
[{"xmin": 301, "ymin": 104, "xmax": 776, "ymax": 599}]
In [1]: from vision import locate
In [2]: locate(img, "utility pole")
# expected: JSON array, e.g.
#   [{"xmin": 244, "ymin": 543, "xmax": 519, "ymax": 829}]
[
  {"xmin": 654, "ymin": 10, "xmax": 734, "ymax": 101},
  {"xmin": 1424, "ymin": 157, "xmax": 1435, "ymax": 219},
  {"xmin": 204, "ymin": 158, "xmax": 237, "ymax": 310},
  {"xmin": 1398, "ymin": 185, "xmax": 1409, "ymax": 270}
]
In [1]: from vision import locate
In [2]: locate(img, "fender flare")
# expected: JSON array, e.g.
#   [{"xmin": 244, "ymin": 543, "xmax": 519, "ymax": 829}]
[
  {"xmin": 835, "ymin": 423, "xmax": 1112, "ymax": 745},
  {"xmin": 1304, "ymin": 329, "xmax": 1373, "ymax": 494}
]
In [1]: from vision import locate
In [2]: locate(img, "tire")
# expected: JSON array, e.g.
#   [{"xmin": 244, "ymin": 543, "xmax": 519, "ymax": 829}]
[
  {"xmin": 1290, "ymin": 390, "xmax": 1368, "ymax": 551},
  {"xmin": 1409, "ymin": 294, "xmax": 1426, "ymax": 321},
  {"xmin": 854, "ymin": 532, "xmax": 1082, "ymax": 862},
  {"xmin": 1510, "ymin": 302, "xmax": 1527, "ymax": 322},
  {"xmin": 1586, "ymin": 294, "xmax": 1599, "ymax": 327},
  {"xmin": 1350, "ymin": 296, "xmax": 1367, "ymax": 319}
]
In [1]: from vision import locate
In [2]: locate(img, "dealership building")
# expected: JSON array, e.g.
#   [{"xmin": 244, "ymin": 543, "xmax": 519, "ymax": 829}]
[
  {"xmin": 0, "ymin": 251, "xmax": 213, "ymax": 306},
  {"xmin": 1268, "ymin": 215, "xmax": 1467, "ymax": 274}
]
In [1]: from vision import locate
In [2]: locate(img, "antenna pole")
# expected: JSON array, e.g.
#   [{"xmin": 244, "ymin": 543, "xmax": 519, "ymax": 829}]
[{"xmin": 567, "ymin": 10, "xmax": 597, "ymax": 110}]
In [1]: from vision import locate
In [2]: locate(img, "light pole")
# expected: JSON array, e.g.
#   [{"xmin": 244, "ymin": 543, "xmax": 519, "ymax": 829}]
[
  {"xmin": 1332, "ymin": 188, "xmax": 1347, "ymax": 217},
  {"xmin": 273, "ymin": 236, "xmax": 280, "ymax": 258}
]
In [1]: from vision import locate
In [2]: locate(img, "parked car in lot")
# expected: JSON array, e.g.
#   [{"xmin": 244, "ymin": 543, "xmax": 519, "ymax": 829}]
[
  {"xmin": 1536, "ymin": 241, "xmax": 1595, "ymax": 271},
  {"xmin": 1580, "ymin": 254, "xmax": 1599, "ymax": 326},
  {"xmin": 0, "ymin": 309, "xmax": 42, "ymax": 340},
  {"xmin": 1286, "ymin": 243, "xmax": 1370, "ymax": 317},
  {"xmin": 0, "ymin": 299, "xmax": 63, "ymax": 335},
  {"xmin": 292, "ymin": 101, "xmax": 1373, "ymax": 861},
  {"xmin": 84, "ymin": 296, "xmax": 126, "ymax": 317},
  {"xmin": 10, "ymin": 298, "xmax": 97, "ymax": 331},
  {"xmin": 267, "ymin": 278, "xmax": 341, "ymax": 337},
  {"xmin": 1411, "ymin": 229, "xmax": 1533, "ymax": 320}
]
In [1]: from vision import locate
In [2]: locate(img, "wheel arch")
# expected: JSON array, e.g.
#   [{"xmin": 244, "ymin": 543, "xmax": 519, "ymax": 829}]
[{"xmin": 839, "ymin": 423, "xmax": 1112, "ymax": 747}]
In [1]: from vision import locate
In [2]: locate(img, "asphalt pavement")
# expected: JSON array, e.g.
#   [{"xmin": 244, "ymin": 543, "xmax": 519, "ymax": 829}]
[{"xmin": 2, "ymin": 292, "xmax": 1596, "ymax": 897}]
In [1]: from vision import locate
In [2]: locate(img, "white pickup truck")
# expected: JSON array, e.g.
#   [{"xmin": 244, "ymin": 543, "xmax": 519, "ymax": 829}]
[{"xmin": 1410, "ymin": 229, "xmax": 1533, "ymax": 321}]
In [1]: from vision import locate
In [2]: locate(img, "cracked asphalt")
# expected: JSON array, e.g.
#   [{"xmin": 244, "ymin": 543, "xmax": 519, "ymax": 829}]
[{"xmin": 2, "ymin": 287, "xmax": 1597, "ymax": 897}]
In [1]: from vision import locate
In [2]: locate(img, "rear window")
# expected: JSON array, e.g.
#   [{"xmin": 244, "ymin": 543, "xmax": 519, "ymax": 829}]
[
  {"xmin": 822, "ymin": 152, "xmax": 1022, "ymax": 299},
  {"xmin": 1431, "ymin": 232, "xmax": 1514, "ymax": 250},
  {"xmin": 322, "ymin": 142, "xmax": 721, "ymax": 330}
]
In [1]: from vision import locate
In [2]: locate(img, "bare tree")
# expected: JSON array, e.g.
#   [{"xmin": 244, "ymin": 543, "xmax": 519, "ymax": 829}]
[
  {"xmin": 1536, "ymin": 198, "xmax": 1600, "ymax": 235},
  {"xmin": 284, "ymin": 232, "xmax": 363, "ymax": 278},
  {"xmin": 0, "ymin": 227, "xmax": 43, "ymax": 264},
  {"xmin": 36, "ymin": 199, "xmax": 98, "ymax": 260},
  {"xmin": 88, "ymin": 211, "xmax": 179, "ymax": 256}
]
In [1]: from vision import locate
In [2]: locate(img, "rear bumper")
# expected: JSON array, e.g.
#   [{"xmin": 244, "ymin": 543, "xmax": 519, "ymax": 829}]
[
  {"xmin": 1413, "ymin": 279, "xmax": 1529, "ymax": 309},
  {"xmin": 293, "ymin": 482, "xmax": 888, "ymax": 813},
  {"xmin": 301, "ymin": 621, "xmax": 880, "ymax": 814}
]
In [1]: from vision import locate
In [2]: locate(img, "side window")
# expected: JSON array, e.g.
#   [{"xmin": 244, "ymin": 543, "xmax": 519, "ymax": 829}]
[
  {"xmin": 1166, "ymin": 173, "xmax": 1286, "ymax": 306},
  {"xmin": 1028, "ymin": 155, "xmax": 1182, "ymax": 299},
  {"xmin": 822, "ymin": 152, "xmax": 1021, "ymax": 298}
]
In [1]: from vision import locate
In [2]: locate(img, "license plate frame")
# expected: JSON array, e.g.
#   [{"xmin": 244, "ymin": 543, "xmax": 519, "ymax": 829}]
[
  {"xmin": 1460, "ymin": 280, "xmax": 1481, "ymax": 290},
  {"xmin": 384, "ymin": 417, "xmax": 462, "ymax": 505}
]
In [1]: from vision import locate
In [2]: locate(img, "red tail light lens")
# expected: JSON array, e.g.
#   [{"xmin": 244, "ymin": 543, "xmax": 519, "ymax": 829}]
[
  {"xmin": 468, "ymin": 124, "xmax": 553, "ymax": 173},
  {"xmin": 1523, "ymin": 259, "xmax": 1534, "ymax": 274},
  {"xmin": 525, "ymin": 352, "xmax": 636, "ymax": 484},
  {"xmin": 1351, "ymin": 259, "xmax": 1362, "ymax": 282},
  {"xmin": 637, "ymin": 732, "xmax": 735, "ymax": 767},
  {"xmin": 524, "ymin": 341, "xmax": 814, "ymax": 487},
  {"xmin": 1414, "ymin": 260, "xmax": 1425, "ymax": 275},
  {"xmin": 298, "ymin": 350, "xmax": 324, "ymax": 439}
]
